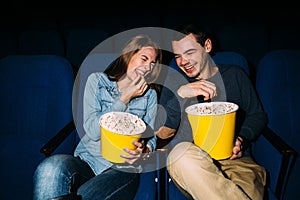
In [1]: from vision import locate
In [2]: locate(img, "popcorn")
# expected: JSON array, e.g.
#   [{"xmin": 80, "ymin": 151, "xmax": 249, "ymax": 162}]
[
  {"xmin": 100, "ymin": 112, "xmax": 146, "ymax": 135},
  {"xmin": 185, "ymin": 102, "xmax": 238, "ymax": 116}
]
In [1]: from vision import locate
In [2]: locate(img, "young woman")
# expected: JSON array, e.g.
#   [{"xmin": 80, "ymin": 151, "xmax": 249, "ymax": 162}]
[{"xmin": 33, "ymin": 34, "xmax": 162, "ymax": 200}]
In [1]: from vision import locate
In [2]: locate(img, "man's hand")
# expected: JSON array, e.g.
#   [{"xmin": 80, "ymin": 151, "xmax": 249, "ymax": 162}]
[
  {"xmin": 230, "ymin": 136, "xmax": 244, "ymax": 160},
  {"xmin": 177, "ymin": 79, "xmax": 217, "ymax": 100},
  {"xmin": 155, "ymin": 126, "xmax": 176, "ymax": 139}
]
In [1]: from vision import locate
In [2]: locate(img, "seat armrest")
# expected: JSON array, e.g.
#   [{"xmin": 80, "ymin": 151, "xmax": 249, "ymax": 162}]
[
  {"xmin": 40, "ymin": 120, "xmax": 76, "ymax": 157},
  {"xmin": 252, "ymin": 127, "xmax": 298, "ymax": 199},
  {"xmin": 262, "ymin": 127, "xmax": 297, "ymax": 157}
]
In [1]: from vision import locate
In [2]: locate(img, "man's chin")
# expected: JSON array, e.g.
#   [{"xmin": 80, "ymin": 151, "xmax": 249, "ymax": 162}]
[{"xmin": 186, "ymin": 72, "xmax": 199, "ymax": 79}]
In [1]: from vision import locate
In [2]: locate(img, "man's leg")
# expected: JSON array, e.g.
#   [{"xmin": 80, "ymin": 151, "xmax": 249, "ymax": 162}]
[{"xmin": 167, "ymin": 142, "xmax": 250, "ymax": 200}]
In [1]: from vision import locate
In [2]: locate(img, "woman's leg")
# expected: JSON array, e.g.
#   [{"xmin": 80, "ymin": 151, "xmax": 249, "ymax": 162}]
[
  {"xmin": 33, "ymin": 154, "xmax": 94, "ymax": 200},
  {"xmin": 78, "ymin": 167, "xmax": 140, "ymax": 200}
]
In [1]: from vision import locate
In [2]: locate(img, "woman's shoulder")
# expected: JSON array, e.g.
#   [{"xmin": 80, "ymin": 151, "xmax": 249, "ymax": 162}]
[
  {"xmin": 144, "ymin": 87, "xmax": 157, "ymax": 98},
  {"xmin": 87, "ymin": 72, "xmax": 107, "ymax": 79},
  {"xmin": 87, "ymin": 72, "xmax": 111, "ymax": 85}
]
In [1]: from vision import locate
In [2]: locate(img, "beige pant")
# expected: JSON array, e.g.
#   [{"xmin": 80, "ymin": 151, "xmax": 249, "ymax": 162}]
[{"xmin": 167, "ymin": 142, "xmax": 266, "ymax": 200}]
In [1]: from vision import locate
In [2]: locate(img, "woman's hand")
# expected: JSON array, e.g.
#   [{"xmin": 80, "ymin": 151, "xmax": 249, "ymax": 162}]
[
  {"xmin": 120, "ymin": 75, "xmax": 148, "ymax": 104},
  {"xmin": 121, "ymin": 140, "xmax": 147, "ymax": 165},
  {"xmin": 230, "ymin": 136, "xmax": 244, "ymax": 160}
]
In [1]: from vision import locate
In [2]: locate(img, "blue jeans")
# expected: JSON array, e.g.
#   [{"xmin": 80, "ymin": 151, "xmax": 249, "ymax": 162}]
[{"xmin": 33, "ymin": 154, "xmax": 140, "ymax": 200}]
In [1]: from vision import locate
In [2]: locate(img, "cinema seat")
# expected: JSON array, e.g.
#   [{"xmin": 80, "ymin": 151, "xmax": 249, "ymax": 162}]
[
  {"xmin": 0, "ymin": 55, "xmax": 76, "ymax": 200},
  {"xmin": 254, "ymin": 49, "xmax": 299, "ymax": 199}
]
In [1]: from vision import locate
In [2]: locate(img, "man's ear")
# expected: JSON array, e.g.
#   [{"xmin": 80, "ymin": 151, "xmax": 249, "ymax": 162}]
[{"xmin": 204, "ymin": 39, "xmax": 212, "ymax": 52}]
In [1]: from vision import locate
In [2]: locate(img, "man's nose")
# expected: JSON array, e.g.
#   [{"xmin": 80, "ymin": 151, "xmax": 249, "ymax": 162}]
[{"xmin": 179, "ymin": 56, "xmax": 189, "ymax": 66}]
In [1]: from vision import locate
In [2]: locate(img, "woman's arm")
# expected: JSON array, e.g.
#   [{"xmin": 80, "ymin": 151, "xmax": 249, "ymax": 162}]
[{"xmin": 83, "ymin": 73, "xmax": 127, "ymax": 141}]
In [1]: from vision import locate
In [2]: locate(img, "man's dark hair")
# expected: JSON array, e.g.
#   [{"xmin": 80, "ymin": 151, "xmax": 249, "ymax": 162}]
[{"xmin": 173, "ymin": 21, "xmax": 220, "ymax": 55}]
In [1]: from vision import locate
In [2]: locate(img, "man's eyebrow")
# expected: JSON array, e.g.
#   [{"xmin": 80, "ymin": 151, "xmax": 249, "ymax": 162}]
[
  {"xmin": 174, "ymin": 49, "xmax": 197, "ymax": 57},
  {"xmin": 184, "ymin": 48, "xmax": 197, "ymax": 54}
]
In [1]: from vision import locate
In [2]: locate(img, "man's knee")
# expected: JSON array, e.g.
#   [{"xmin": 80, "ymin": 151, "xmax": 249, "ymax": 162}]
[{"xmin": 167, "ymin": 142, "xmax": 194, "ymax": 170}]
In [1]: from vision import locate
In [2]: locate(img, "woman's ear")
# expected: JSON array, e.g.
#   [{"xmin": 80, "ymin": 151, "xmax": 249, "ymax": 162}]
[{"xmin": 204, "ymin": 39, "xmax": 212, "ymax": 52}]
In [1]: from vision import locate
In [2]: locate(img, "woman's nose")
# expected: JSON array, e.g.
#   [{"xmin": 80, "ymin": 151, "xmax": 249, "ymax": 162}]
[{"xmin": 145, "ymin": 63, "xmax": 154, "ymax": 71}]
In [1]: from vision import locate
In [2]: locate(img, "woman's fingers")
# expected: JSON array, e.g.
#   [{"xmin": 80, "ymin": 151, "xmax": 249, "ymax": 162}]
[
  {"xmin": 132, "ymin": 75, "xmax": 148, "ymax": 94},
  {"xmin": 121, "ymin": 140, "xmax": 144, "ymax": 164}
]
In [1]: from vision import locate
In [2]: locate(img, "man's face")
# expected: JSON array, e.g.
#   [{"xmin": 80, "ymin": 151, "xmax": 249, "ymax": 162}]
[{"xmin": 172, "ymin": 34, "xmax": 209, "ymax": 79}]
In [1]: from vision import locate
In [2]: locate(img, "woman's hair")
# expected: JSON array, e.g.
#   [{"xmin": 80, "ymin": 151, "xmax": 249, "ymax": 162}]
[{"xmin": 104, "ymin": 34, "xmax": 162, "ymax": 83}]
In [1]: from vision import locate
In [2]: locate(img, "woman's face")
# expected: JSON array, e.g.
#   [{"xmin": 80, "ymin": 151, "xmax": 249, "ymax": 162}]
[{"xmin": 126, "ymin": 46, "xmax": 157, "ymax": 81}]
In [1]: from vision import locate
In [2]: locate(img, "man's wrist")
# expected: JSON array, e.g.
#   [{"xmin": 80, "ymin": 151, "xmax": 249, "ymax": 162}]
[
  {"xmin": 177, "ymin": 87, "xmax": 185, "ymax": 99},
  {"xmin": 238, "ymin": 135, "xmax": 250, "ymax": 150}
]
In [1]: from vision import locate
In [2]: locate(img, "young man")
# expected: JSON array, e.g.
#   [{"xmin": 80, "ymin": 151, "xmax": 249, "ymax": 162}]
[{"xmin": 156, "ymin": 23, "xmax": 267, "ymax": 199}]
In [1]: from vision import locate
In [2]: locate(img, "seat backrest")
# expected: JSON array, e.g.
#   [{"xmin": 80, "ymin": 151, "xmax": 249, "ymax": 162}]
[
  {"xmin": 255, "ymin": 49, "xmax": 300, "ymax": 199},
  {"xmin": 212, "ymin": 51, "xmax": 250, "ymax": 75},
  {"xmin": 0, "ymin": 55, "xmax": 76, "ymax": 200}
]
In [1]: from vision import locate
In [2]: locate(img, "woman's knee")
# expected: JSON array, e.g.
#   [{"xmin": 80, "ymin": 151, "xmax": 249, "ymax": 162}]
[
  {"xmin": 33, "ymin": 155, "xmax": 77, "ymax": 200},
  {"xmin": 34, "ymin": 154, "xmax": 74, "ymax": 179}
]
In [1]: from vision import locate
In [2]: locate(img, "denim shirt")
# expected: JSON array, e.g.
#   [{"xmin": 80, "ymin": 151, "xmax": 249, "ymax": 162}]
[{"xmin": 74, "ymin": 72, "xmax": 157, "ymax": 175}]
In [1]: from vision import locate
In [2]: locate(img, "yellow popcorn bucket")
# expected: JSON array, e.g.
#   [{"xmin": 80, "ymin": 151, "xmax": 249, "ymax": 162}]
[
  {"xmin": 185, "ymin": 102, "xmax": 239, "ymax": 160},
  {"xmin": 100, "ymin": 112, "xmax": 146, "ymax": 163}
]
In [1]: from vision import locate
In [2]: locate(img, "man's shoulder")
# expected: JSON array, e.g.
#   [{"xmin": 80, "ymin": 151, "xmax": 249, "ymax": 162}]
[
  {"xmin": 218, "ymin": 64, "xmax": 248, "ymax": 77},
  {"xmin": 164, "ymin": 69, "xmax": 191, "ymax": 86}
]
